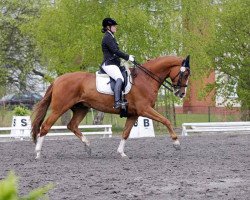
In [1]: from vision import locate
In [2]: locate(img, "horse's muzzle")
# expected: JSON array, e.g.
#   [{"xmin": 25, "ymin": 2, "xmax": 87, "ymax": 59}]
[
  {"xmin": 174, "ymin": 90, "xmax": 180, "ymax": 97},
  {"xmin": 174, "ymin": 89, "xmax": 185, "ymax": 98},
  {"xmin": 179, "ymin": 92, "xmax": 185, "ymax": 98}
]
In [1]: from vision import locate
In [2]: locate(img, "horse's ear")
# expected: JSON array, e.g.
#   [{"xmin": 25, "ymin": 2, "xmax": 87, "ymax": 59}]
[{"xmin": 184, "ymin": 55, "xmax": 190, "ymax": 68}]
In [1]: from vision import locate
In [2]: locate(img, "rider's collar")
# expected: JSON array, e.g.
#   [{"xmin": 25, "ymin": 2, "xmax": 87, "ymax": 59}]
[{"xmin": 107, "ymin": 30, "xmax": 115, "ymax": 38}]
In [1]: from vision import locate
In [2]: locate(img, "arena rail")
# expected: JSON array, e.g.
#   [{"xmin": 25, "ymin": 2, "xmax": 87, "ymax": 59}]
[
  {"xmin": 0, "ymin": 125, "xmax": 112, "ymax": 139},
  {"xmin": 182, "ymin": 121, "xmax": 250, "ymax": 136}
]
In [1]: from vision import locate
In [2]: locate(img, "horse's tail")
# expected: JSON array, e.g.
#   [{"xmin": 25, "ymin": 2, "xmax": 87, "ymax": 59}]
[{"xmin": 31, "ymin": 83, "xmax": 53, "ymax": 143}]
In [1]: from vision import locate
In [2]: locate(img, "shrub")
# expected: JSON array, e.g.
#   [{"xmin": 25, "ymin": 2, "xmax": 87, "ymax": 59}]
[
  {"xmin": 13, "ymin": 106, "xmax": 31, "ymax": 116},
  {"xmin": 0, "ymin": 171, "xmax": 53, "ymax": 200}
]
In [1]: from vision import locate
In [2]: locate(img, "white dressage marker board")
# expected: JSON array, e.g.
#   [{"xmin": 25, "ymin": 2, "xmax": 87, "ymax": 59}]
[
  {"xmin": 129, "ymin": 117, "xmax": 155, "ymax": 138},
  {"xmin": 10, "ymin": 116, "xmax": 31, "ymax": 138}
]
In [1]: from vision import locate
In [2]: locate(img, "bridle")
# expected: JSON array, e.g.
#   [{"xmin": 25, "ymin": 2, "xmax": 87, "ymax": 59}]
[
  {"xmin": 132, "ymin": 61, "xmax": 190, "ymax": 93},
  {"xmin": 171, "ymin": 67, "xmax": 190, "ymax": 90}
]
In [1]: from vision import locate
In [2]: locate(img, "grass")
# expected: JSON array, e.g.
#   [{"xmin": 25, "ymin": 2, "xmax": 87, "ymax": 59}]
[{"xmin": 175, "ymin": 113, "xmax": 241, "ymax": 127}]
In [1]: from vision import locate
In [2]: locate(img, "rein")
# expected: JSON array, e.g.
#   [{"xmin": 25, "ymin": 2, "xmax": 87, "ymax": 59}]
[{"xmin": 133, "ymin": 61, "xmax": 174, "ymax": 92}]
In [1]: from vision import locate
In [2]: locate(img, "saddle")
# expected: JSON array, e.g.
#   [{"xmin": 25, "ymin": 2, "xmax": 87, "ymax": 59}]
[{"xmin": 96, "ymin": 66, "xmax": 132, "ymax": 95}]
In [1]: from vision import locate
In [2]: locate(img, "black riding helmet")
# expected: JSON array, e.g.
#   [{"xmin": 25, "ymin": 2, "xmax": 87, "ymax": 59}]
[{"xmin": 102, "ymin": 18, "xmax": 118, "ymax": 27}]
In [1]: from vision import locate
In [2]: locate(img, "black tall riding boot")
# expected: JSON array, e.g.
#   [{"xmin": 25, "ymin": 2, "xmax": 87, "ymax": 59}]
[{"xmin": 113, "ymin": 78, "xmax": 123, "ymax": 109}]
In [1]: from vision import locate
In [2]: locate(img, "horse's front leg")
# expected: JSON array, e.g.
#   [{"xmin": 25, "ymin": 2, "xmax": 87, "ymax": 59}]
[
  {"xmin": 117, "ymin": 116, "xmax": 138, "ymax": 158},
  {"xmin": 141, "ymin": 107, "xmax": 181, "ymax": 150}
]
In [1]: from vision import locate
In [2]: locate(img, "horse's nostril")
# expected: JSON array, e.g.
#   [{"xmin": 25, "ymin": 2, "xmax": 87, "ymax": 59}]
[{"xmin": 181, "ymin": 93, "xmax": 185, "ymax": 97}]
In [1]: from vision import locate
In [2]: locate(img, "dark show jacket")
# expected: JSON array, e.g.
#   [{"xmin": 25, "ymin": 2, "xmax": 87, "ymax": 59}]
[{"xmin": 102, "ymin": 31, "xmax": 129, "ymax": 66}]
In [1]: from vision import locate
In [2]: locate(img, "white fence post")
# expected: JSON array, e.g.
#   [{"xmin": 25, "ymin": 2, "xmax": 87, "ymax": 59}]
[{"xmin": 182, "ymin": 121, "xmax": 250, "ymax": 136}]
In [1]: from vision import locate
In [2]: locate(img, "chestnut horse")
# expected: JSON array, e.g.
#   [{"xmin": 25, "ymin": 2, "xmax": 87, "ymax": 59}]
[{"xmin": 32, "ymin": 55, "xmax": 191, "ymax": 159}]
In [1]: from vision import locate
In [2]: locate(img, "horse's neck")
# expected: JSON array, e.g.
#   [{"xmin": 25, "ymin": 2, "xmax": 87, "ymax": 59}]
[{"xmin": 144, "ymin": 57, "xmax": 180, "ymax": 80}]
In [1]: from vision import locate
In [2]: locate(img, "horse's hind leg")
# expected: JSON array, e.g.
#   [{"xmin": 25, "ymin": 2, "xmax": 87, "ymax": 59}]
[
  {"xmin": 67, "ymin": 106, "xmax": 91, "ymax": 155},
  {"xmin": 117, "ymin": 116, "xmax": 138, "ymax": 158},
  {"xmin": 35, "ymin": 111, "xmax": 62, "ymax": 159}
]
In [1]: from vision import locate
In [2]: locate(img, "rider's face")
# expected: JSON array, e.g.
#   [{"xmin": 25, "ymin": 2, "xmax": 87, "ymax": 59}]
[{"xmin": 110, "ymin": 25, "xmax": 117, "ymax": 33}]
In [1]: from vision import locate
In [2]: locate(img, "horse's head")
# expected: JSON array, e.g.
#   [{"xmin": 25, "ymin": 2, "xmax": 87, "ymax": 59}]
[{"xmin": 170, "ymin": 55, "xmax": 191, "ymax": 98}]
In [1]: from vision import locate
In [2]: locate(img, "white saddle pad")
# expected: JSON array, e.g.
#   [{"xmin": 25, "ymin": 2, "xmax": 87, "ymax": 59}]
[{"xmin": 96, "ymin": 70, "xmax": 132, "ymax": 95}]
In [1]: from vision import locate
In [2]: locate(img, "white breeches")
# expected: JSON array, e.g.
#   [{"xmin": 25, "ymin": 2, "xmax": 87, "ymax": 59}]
[{"xmin": 102, "ymin": 64, "xmax": 124, "ymax": 82}]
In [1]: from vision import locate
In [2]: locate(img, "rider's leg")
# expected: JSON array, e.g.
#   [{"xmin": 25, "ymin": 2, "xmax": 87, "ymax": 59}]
[
  {"xmin": 101, "ymin": 64, "xmax": 124, "ymax": 109},
  {"xmin": 101, "ymin": 64, "xmax": 124, "ymax": 82},
  {"xmin": 113, "ymin": 78, "xmax": 123, "ymax": 109}
]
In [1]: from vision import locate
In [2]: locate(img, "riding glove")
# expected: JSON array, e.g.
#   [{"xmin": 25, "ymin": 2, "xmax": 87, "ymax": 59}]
[{"xmin": 129, "ymin": 55, "xmax": 135, "ymax": 62}]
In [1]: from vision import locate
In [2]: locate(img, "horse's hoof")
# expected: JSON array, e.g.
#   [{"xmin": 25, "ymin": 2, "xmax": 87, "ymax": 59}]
[
  {"xmin": 35, "ymin": 151, "xmax": 41, "ymax": 160},
  {"xmin": 173, "ymin": 140, "xmax": 181, "ymax": 150},
  {"xmin": 117, "ymin": 151, "xmax": 128, "ymax": 158},
  {"xmin": 84, "ymin": 144, "xmax": 92, "ymax": 156},
  {"xmin": 121, "ymin": 154, "xmax": 128, "ymax": 159}
]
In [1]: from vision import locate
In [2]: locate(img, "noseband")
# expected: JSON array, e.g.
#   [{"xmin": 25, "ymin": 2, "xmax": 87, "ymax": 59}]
[{"xmin": 133, "ymin": 61, "xmax": 190, "ymax": 92}]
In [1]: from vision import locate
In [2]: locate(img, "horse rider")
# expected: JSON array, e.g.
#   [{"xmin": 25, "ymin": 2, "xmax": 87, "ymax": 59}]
[{"xmin": 101, "ymin": 17, "xmax": 135, "ymax": 109}]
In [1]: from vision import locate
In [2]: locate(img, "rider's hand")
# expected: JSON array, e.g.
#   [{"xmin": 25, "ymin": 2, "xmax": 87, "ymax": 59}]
[{"xmin": 129, "ymin": 55, "xmax": 135, "ymax": 62}]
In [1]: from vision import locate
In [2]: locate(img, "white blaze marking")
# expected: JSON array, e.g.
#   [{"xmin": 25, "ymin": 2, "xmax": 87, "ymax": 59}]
[{"xmin": 180, "ymin": 66, "xmax": 186, "ymax": 72}]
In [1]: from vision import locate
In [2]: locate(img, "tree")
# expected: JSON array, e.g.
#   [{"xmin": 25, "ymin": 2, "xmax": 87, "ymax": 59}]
[
  {"xmin": 25, "ymin": 0, "xmax": 217, "ymax": 85},
  {"xmin": 0, "ymin": 0, "xmax": 46, "ymax": 93},
  {"xmin": 209, "ymin": 0, "xmax": 250, "ymax": 119},
  {"xmin": 178, "ymin": 0, "xmax": 217, "ymax": 104},
  {"xmin": 26, "ymin": 0, "xmax": 169, "ymax": 75}
]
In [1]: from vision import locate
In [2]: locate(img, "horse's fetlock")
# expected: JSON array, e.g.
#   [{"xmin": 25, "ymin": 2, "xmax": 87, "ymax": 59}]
[{"xmin": 172, "ymin": 136, "xmax": 178, "ymax": 141}]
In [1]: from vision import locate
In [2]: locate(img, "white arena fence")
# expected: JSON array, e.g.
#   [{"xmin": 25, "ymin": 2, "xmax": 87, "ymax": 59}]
[
  {"xmin": 0, "ymin": 125, "xmax": 112, "ymax": 139},
  {"xmin": 182, "ymin": 121, "xmax": 250, "ymax": 136}
]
